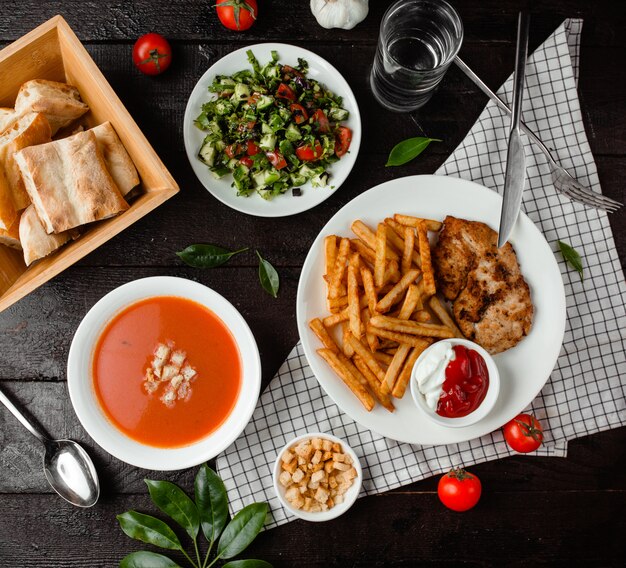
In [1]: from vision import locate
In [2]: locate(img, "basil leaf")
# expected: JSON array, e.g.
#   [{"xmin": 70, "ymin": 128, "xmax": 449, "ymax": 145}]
[
  {"xmin": 557, "ymin": 240, "xmax": 584, "ymax": 281},
  {"xmin": 145, "ymin": 480, "xmax": 200, "ymax": 540},
  {"xmin": 256, "ymin": 251, "xmax": 279, "ymax": 298},
  {"xmin": 116, "ymin": 511, "xmax": 182, "ymax": 551},
  {"xmin": 385, "ymin": 137, "xmax": 441, "ymax": 167},
  {"xmin": 176, "ymin": 244, "xmax": 248, "ymax": 268},
  {"xmin": 120, "ymin": 551, "xmax": 182, "ymax": 568},
  {"xmin": 223, "ymin": 561, "xmax": 273, "ymax": 568},
  {"xmin": 217, "ymin": 503, "xmax": 269, "ymax": 559},
  {"xmin": 194, "ymin": 464, "xmax": 229, "ymax": 543}
]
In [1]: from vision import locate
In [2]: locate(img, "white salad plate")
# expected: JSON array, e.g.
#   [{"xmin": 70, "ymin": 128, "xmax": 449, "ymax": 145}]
[
  {"xmin": 183, "ymin": 42, "xmax": 361, "ymax": 218},
  {"xmin": 67, "ymin": 276, "xmax": 261, "ymax": 471},
  {"xmin": 296, "ymin": 175, "xmax": 567, "ymax": 445}
]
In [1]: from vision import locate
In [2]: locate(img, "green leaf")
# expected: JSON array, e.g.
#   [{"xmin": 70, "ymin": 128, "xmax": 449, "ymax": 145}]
[
  {"xmin": 557, "ymin": 240, "xmax": 584, "ymax": 281},
  {"xmin": 116, "ymin": 511, "xmax": 182, "ymax": 551},
  {"xmin": 145, "ymin": 480, "xmax": 200, "ymax": 540},
  {"xmin": 176, "ymin": 244, "xmax": 248, "ymax": 268},
  {"xmin": 217, "ymin": 503, "xmax": 269, "ymax": 559},
  {"xmin": 256, "ymin": 251, "xmax": 279, "ymax": 298},
  {"xmin": 120, "ymin": 551, "xmax": 182, "ymax": 568},
  {"xmin": 194, "ymin": 464, "xmax": 229, "ymax": 543},
  {"xmin": 385, "ymin": 137, "xmax": 441, "ymax": 167},
  {"xmin": 223, "ymin": 561, "xmax": 273, "ymax": 568}
]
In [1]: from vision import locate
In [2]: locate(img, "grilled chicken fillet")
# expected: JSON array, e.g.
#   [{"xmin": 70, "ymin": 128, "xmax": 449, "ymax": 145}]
[{"xmin": 433, "ymin": 216, "xmax": 533, "ymax": 354}]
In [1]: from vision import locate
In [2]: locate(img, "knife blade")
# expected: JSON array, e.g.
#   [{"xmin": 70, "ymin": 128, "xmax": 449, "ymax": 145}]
[{"xmin": 498, "ymin": 12, "xmax": 530, "ymax": 248}]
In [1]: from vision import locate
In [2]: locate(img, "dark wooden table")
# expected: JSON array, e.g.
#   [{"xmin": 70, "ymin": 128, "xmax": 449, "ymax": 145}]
[{"xmin": 1, "ymin": 1, "xmax": 625, "ymax": 566}]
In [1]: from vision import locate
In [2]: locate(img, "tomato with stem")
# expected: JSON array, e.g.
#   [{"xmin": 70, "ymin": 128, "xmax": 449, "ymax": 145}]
[
  {"xmin": 132, "ymin": 33, "xmax": 172, "ymax": 76},
  {"xmin": 438, "ymin": 468, "xmax": 482, "ymax": 512},
  {"xmin": 503, "ymin": 414, "xmax": 544, "ymax": 453},
  {"xmin": 215, "ymin": 0, "xmax": 257, "ymax": 31}
]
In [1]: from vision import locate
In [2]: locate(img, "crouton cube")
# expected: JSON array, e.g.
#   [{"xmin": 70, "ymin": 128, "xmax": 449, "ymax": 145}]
[
  {"xmin": 308, "ymin": 480, "xmax": 319, "ymax": 490},
  {"xmin": 311, "ymin": 450, "xmax": 323, "ymax": 465},
  {"xmin": 324, "ymin": 461, "xmax": 334, "ymax": 474},
  {"xmin": 282, "ymin": 459, "xmax": 298, "ymax": 474},
  {"xmin": 345, "ymin": 454, "xmax": 353, "ymax": 465},
  {"xmin": 344, "ymin": 467, "xmax": 357, "ymax": 481},
  {"xmin": 292, "ymin": 468, "xmax": 305, "ymax": 483},
  {"xmin": 310, "ymin": 502, "xmax": 321, "ymax": 512},
  {"xmin": 312, "ymin": 438, "xmax": 323, "ymax": 450},
  {"xmin": 322, "ymin": 450, "xmax": 333, "ymax": 461},
  {"xmin": 303, "ymin": 497, "xmax": 313, "ymax": 512},
  {"xmin": 181, "ymin": 365, "xmax": 197, "ymax": 381},
  {"xmin": 298, "ymin": 456, "xmax": 306, "ymax": 466},
  {"xmin": 281, "ymin": 450, "xmax": 294, "ymax": 464},
  {"xmin": 144, "ymin": 380, "xmax": 158, "ymax": 394},
  {"xmin": 329, "ymin": 476, "xmax": 338, "ymax": 489},
  {"xmin": 322, "ymin": 439, "xmax": 333, "ymax": 452},
  {"xmin": 285, "ymin": 487, "xmax": 304, "ymax": 509},
  {"xmin": 294, "ymin": 441, "xmax": 314, "ymax": 459},
  {"xmin": 332, "ymin": 442, "xmax": 341, "ymax": 452},
  {"xmin": 161, "ymin": 364, "xmax": 178, "ymax": 382},
  {"xmin": 334, "ymin": 461, "xmax": 351, "ymax": 471},
  {"xmin": 311, "ymin": 462, "xmax": 324, "ymax": 473},
  {"xmin": 171, "ymin": 374, "xmax": 183, "ymax": 389},
  {"xmin": 170, "ymin": 350, "xmax": 186, "ymax": 368},
  {"xmin": 334, "ymin": 494, "xmax": 344, "ymax": 505},
  {"xmin": 311, "ymin": 470, "xmax": 326, "ymax": 484},
  {"xmin": 279, "ymin": 471, "xmax": 292, "ymax": 487},
  {"xmin": 315, "ymin": 486, "xmax": 330, "ymax": 504},
  {"xmin": 333, "ymin": 452, "xmax": 346, "ymax": 462}
]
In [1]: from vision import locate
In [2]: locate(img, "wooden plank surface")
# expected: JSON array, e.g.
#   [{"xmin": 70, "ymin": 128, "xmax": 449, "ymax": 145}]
[{"xmin": 0, "ymin": 1, "xmax": 625, "ymax": 566}]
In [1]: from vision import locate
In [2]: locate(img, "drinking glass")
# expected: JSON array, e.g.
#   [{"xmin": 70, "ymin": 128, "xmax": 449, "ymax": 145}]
[{"xmin": 370, "ymin": 0, "xmax": 464, "ymax": 112}]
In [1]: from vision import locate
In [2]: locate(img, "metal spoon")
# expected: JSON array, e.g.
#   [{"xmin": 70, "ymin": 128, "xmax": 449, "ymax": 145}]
[{"xmin": 0, "ymin": 385, "xmax": 100, "ymax": 507}]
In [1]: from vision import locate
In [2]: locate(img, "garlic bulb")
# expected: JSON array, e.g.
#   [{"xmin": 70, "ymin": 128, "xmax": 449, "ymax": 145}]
[{"xmin": 310, "ymin": 0, "xmax": 369, "ymax": 30}]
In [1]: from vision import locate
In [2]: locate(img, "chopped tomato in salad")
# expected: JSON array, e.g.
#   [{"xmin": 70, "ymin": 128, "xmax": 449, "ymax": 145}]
[{"xmin": 195, "ymin": 49, "xmax": 351, "ymax": 200}]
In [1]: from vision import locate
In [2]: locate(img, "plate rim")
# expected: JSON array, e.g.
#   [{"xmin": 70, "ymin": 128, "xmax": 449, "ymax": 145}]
[
  {"xmin": 183, "ymin": 42, "xmax": 362, "ymax": 218},
  {"xmin": 296, "ymin": 174, "xmax": 567, "ymax": 445}
]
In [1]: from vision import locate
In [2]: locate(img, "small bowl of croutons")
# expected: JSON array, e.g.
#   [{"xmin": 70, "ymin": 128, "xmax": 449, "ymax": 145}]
[{"xmin": 273, "ymin": 432, "xmax": 362, "ymax": 522}]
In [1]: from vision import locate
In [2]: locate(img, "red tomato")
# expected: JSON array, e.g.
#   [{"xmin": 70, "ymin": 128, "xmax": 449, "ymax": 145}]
[
  {"xmin": 239, "ymin": 156, "xmax": 254, "ymax": 168},
  {"xmin": 282, "ymin": 65, "xmax": 304, "ymax": 80},
  {"xmin": 215, "ymin": 0, "xmax": 257, "ymax": 32},
  {"xmin": 296, "ymin": 140, "xmax": 323, "ymax": 161},
  {"xmin": 224, "ymin": 144, "xmax": 244, "ymax": 159},
  {"xmin": 266, "ymin": 151, "xmax": 287, "ymax": 170},
  {"xmin": 237, "ymin": 120, "xmax": 256, "ymax": 132},
  {"xmin": 335, "ymin": 126, "xmax": 352, "ymax": 157},
  {"xmin": 438, "ymin": 468, "xmax": 482, "ymax": 512},
  {"xmin": 246, "ymin": 140, "xmax": 260, "ymax": 156},
  {"xmin": 276, "ymin": 83, "xmax": 296, "ymax": 101},
  {"xmin": 248, "ymin": 92, "xmax": 261, "ymax": 105},
  {"xmin": 132, "ymin": 33, "xmax": 172, "ymax": 76},
  {"xmin": 311, "ymin": 109, "xmax": 330, "ymax": 133},
  {"xmin": 503, "ymin": 414, "xmax": 544, "ymax": 453},
  {"xmin": 290, "ymin": 103, "xmax": 309, "ymax": 124}
]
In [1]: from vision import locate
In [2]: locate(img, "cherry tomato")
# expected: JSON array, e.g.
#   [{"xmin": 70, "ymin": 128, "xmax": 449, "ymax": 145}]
[
  {"xmin": 311, "ymin": 109, "xmax": 330, "ymax": 133},
  {"xmin": 239, "ymin": 156, "xmax": 254, "ymax": 168},
  {"xmin": 438, "ymin": 468, "xmax": 482, "ymax": 512},
  {"xmin": 282, "ymin": 65, "xmax": 304, "ymax": 80},
  {"xmin": 215, "ymin": 0, "xmax": 257, "ymax": 32},
  {"xmin": 296, "ymin": 140, "xmax": 324, "ymax": 161},
  {"xmin": 132, "ymin": 33, "xmax": 172, "ymax": 76},
  {"xmin": 503, "ymin": 414, "xmax": 544, "ymax": 453},
  {"xmin": 266, "ymin": 151, "xmax": 287, "ymax": 170},
  {"xmin": 224, "ymin": 143, "xmax": 244, "ymax": 159},
  {"xmin": 276, "ymin": 83, "xmax": 297, "ymax": 101},
  {"xmin": 335, "ymin": 126, "xmax": 352, "ymax": 157},
  {"xmin": 246, "ymin": 140, "xmax": 260, "ymax": 156},
  {"xmin": 290, "ymin": 103, "xmax": 309, "ymax": 124}
]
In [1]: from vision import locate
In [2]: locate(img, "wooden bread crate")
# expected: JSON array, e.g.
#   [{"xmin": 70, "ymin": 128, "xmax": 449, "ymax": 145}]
[{"xmin": 0, "ymin": 15, "xmax": 179, "ymax": 312}]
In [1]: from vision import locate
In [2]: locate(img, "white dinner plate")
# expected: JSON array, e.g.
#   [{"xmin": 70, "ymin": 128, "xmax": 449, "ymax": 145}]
[
  {"xmin": 183, "ymin": 43, "xmax": 361, "ymax": 217},
  {"xmin": 296, "ymin": 175, "xmax": 566, "ymax": 445},
  {"xmin": 67, "ymin": 277, "xmax": 261, "ymax": 470}
]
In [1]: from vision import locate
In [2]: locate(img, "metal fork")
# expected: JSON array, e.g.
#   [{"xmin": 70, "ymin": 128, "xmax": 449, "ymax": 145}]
[{"xmin": 454, "ymin": 56, "xmax": 623, "ymax": 213}]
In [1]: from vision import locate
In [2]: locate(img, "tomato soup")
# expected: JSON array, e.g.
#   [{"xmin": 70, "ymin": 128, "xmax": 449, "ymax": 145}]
[{"xmin": 92, "ymin": 296, "xmax": 242, "ymax": 448}]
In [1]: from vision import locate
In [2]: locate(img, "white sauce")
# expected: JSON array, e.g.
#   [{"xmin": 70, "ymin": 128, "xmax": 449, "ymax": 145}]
[{"xmin": 414, "ymin": 341, "xmax": 455, "ymax": 410}]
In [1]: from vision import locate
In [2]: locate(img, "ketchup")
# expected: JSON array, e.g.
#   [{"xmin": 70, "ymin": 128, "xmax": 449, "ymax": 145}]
[{"xmin": 436, "ymin": 345, "xmax": 489, "ymax": 418}]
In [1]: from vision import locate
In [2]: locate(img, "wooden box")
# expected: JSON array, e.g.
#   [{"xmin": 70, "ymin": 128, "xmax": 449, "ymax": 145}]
[{"xmin": 0, "ymin": 16, "xmax": 179, "ymax": 312}]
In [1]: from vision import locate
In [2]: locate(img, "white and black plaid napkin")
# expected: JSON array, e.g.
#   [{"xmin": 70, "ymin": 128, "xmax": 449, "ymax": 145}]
[{"xmin": 217, "ymin": 19, "xmax": 626, "ymax": 529}]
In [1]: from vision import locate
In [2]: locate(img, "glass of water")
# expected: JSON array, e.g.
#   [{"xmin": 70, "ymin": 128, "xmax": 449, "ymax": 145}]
[{"xmin": 370, "ymin": 0, "xmax": 464, "ymax": 112}]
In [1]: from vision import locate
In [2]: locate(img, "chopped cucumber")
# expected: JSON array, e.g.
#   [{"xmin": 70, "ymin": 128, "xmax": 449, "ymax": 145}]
[
  {"xmin": 259, "ymin": 133, "xmax": 277, "ymax": 150},
  {"xmin": 285, "ymin": 123, "xmax": 302, "ymax": 142}
]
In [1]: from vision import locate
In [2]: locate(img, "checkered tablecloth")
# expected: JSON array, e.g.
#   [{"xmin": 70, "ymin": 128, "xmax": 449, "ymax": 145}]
[{"xmin": 217, "ymin": 19, "xmax": 626, "ymax": 529}]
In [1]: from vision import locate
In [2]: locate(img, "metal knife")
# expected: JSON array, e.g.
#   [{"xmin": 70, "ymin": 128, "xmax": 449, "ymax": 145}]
[{"xmin": 498, "ymin": 12, "xmax": 530, "ymax": 248}]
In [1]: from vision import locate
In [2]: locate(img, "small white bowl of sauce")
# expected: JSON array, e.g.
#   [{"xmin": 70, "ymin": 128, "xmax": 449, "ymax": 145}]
[{"xmin": 410, "ymin": 338, "xmax": 500, "ymax": 428}]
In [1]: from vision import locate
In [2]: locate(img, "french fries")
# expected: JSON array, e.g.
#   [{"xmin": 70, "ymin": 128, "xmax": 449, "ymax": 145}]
[{"xmin": 310, "ymin": 213, "xmax": 464, "ymax": 413}]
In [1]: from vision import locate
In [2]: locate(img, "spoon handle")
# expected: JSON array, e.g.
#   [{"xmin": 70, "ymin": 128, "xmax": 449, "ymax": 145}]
[{"xmin": 0, "ymin": 386, "xmax": 48, "ymax": 445}]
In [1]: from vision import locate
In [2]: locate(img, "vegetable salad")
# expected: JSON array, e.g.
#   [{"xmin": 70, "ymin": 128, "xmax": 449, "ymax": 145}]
[{"xmin": 195, "ymin": 50, "xmax": 352, "ymax": 200}]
